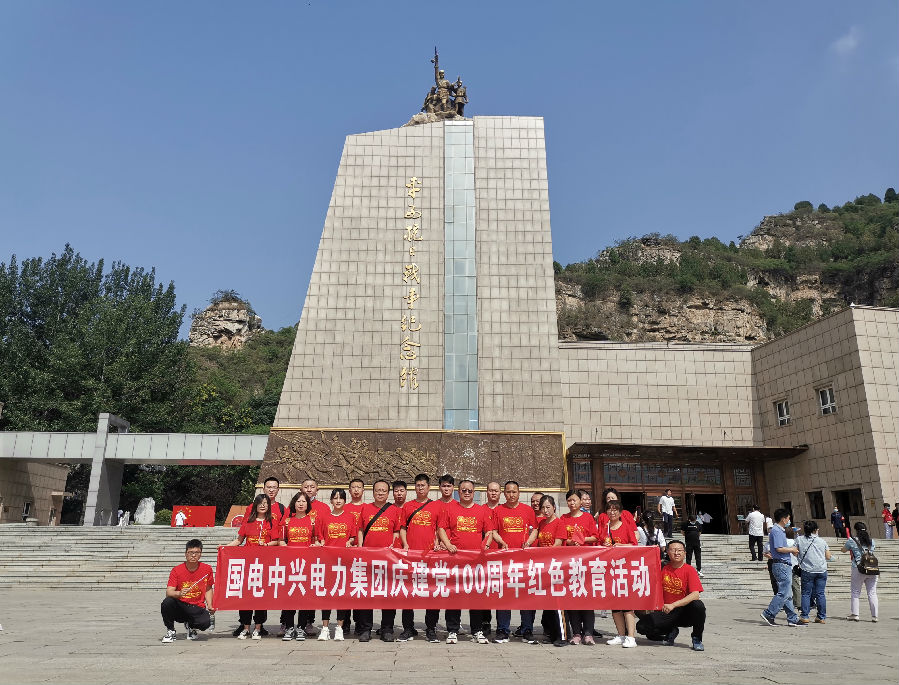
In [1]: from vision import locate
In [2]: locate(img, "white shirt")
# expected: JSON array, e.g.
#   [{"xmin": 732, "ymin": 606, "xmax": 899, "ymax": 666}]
[
  {"xmin": 659, "ymin": 495, "xmax": 675, "ymax": 515},
  {"xmin": 174, "ymin": 511, "xmax": 187, "ymax": 526},
  {"xmin": 746, "ymin": 510, "xmax": 765, "ymax": 536}
]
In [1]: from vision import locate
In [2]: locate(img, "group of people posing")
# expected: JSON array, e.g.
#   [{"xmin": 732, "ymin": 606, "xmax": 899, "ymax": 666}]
[{"xmin": 161, "ymin": 475, "xmax": 706, "ymax": 651}]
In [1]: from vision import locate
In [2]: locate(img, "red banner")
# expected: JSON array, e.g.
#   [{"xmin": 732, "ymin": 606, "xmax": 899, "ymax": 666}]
[
  {"xmin": 213, "ymin": 546, "xmax": 662, "ymax": 610},
  {"xmin": 171, "ymin": 505, "xmax": 216, "ymax": 527}
]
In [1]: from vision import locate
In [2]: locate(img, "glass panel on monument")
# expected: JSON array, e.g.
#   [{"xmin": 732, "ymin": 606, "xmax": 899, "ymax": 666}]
[{"xmin": 603, "ymin": 461, "xmax": 641, "ymax": 484}]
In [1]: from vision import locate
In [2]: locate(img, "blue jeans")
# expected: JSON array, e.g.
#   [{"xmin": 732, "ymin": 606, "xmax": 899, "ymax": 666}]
[
  {"xmin": 495, "ymin": 610, "xmax": 535, "ymax": 635},
  {"xmin": 764, "ymin": 562, "xmax": 799, "ymax": 623},
  {"xmin": 800, "ymin": 570, "xmax": 827, "ymax": 620}
]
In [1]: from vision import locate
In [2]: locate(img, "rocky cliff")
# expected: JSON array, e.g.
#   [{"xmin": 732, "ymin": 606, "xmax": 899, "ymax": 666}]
[{"xmin": 188, "ymin": 300, "xmax": 264, "ymax": 350}]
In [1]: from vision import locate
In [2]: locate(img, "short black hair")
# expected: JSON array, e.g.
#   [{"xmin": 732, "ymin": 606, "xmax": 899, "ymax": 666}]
[
  {"xmin": 666, "ymin": 539, "xmax": 685, "ymax": 552},
  {"xmin": 565, "ymin": 489, "xmax": 581, "ymax": 500},
  {"xmin": 773, "ymin": 508, "xmax": 790, "ymax": 522},
  {"xmin": 504, "ymin": 480, "xmax": 519, "ymax": 489},
  {"xmin": 532, "ymin": 491, "xmax": 545, "ymax": 499},
  {"xmin": 330, "ymin": 488, "xmax": 347, "ymax": 502},
  {"xmin": 602, "ymin": 487, "xmax": 620, "ymax": 503},
  {"xmin": 752, "ymin": 504, "xmax": 759, "ymax": 511},
  {"xmin": 263, "ymin": 476, "xmax": 280, "ymax": 486},
  {"xmin": 185, "ymin": 539, "xmax": 203, "ymax": 551},
  {"xmin": 349, "ymin": 478, "xmax": 364, "ymax": 487},
  {"xmin": 458, "ymin": 479, "xmax": 475, "ymax": 489},
  {"xmin": 392, "ymin": 480, "xmax": 407, "ymax": 489},
  {"xmin": 439, "ymin": 474, "xmax": 454, "ymax": 486},
  {"xmin": 665, "ymin": 488, "xmax": 672, "ymax": 494},
  {"xmin": 373, "ymin": 479, "xmax": 390, "ymax": 490},
  {"xmin": 414, "ymin": 473, "xmax": 430, "ymax": 484}
]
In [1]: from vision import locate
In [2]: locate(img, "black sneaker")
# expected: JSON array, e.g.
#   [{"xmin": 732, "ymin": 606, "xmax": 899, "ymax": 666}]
[
  {"xmin": 380, "ymin": 630, "xmax": 395, "ymax": 642},
  {"xmin": 663, "ymin": 627, "xmax": 679, "ymax": 646},
  {"xmin": 397, "ymin": 630, "xmax": 414, "ymax": 642},
  {"xmin": 521, "ymin": 630, "xmax": 535, "ymax": 643},
  {"xmin": 481, "ymin": 623, "xmax": 492, "ymax": 636},
  {"xmin": 359, "ymin": 630, "xmax": 371, "ymax": 642},
  {"xmin": 425, "ymin": 628, "xmax": 439, "ymax": 643},
  {"xmin": 592, "ymin": 629, "xmax": 603, "ymax": 638},
  {"xmin": 512, "ymin": 627, "xmax": 524, "ymax": 638},
  {"xmin": 258, "ymin": 627, "xmax": 269, "ymax": 636},
  {"xmin": 494, "ymin": 631, "xmax": 509, "ymax": 644},
  {"xmin": 553, "ymin": 638, "xmax": 567, "ymax": 647},
  {"xmin": 760, "ymin": 612, "xmax": 776, "ymax": 627},
  {"xmin": 410, "ymin": 628, "xmax": 419, "ymax": 637}
]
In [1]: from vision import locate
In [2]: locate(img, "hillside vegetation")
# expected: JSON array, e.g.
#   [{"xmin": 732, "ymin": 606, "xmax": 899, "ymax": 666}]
[{"xmin": 555, "ymin": 189, "xmax": 899, "ymax": 341}]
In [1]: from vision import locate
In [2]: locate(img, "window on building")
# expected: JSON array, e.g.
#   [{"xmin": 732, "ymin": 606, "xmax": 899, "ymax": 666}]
[
  {"xmin": 818, "ymin": 387, "xmax": 837, "ymax": 415},
  {"xmin": 22, "ymin": 501, "xmax": 33, "ymax": 521},
  {"xmin": 733, "ymin": 467, "xmax": 753, "ymax": 488},
  {"xmin": 807, "ymin": 491, "xmax": 825, "ymax": 519},
  {"xmin": 833, "ymin": 488, "xmax": 865, "ymax": 517},
  {"xmin": 572, "ymin": 460, "xmax": 592, "ymax": 485},
  {"xmin": 775, "ymin": 400, "xmax": 791, "ymax": 426}
]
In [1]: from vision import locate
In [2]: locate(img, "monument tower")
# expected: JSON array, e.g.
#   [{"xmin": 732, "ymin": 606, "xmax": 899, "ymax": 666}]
[{"xmin": 262, "ymin": 51, "xmax": 565, "ymax": 489}]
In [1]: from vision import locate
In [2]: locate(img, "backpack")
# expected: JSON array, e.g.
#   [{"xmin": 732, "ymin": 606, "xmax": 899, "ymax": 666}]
[{"xmin": 853, "ymin": 537, "xmax": 879, "ymax": 575}]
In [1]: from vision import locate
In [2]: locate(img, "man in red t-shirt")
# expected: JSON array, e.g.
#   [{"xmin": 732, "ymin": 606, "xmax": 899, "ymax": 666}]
[
  {"xmin": 437, "ymin": 479, "xmax": 494, "ymax": 644},
  {"xmin": 491, "ymin": 480, "xmax": 538, "ymax": 643},
  {"xmin": 398, "ymin": 473, "xmax": 444, "ymax": 642},
  {"xmin": 636, "ymin": 540, "xmax": 706, "ymax": 651},
  {"xmin": 161, "ymin": 538, "xmax": 215, "ymax": 642},
  {"xmin": 344, "ymin": 477, "xmax": 367, "ymax": 636},
  {"xmin": 480, "ymin": 480, "xmax": 503, "ymax": 636},
  {"xmin": 354, "ymin": 479, "xmax": 401, "ymax": 642}
]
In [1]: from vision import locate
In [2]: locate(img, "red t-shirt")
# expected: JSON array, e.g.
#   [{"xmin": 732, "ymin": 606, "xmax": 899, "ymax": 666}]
[
  {"xmin": 484, "ymin": 505, "xmax": 501, "ymax": 549},
  {"xmin": 244, "ymin": 501, "xmax": 285, "ymax": 529},
  {"xmin": 361, "ymin": 503, "xmax": 401, "ymax": 548},
  {"xmin": 536, "ymin": 517, "xmax": 561, "ymax": 547},
  {"xmin": 438, "ymin": 501, "xmax": 494, "ymax": 550},
  {"xmin": 314, "ymin": 510, "xmax": 358, "ymax": 547},
  {"xmin": 596, "ymin": 509, "xmax": 637, "ymax": 535},
  {"xmin": 493, "ymin": 503, "xmax": 538, "ymax": 549},
  {"xmin": 168, "ymin": 562, "xmax": 214, "ymax": 607},
  {"xmin": 238, "ymin": 518, "xmax": 279, "ymax": 546},
  {"xmin": 308, "ymin": 499, "xmax": 331, "ymax": 525},
  {"xmin": 282, "ymin": 515, "xmax": 314, "ymax": 547},
  {"xmin": 882, "ymin": 508, "xmax": 894, "ymax": 524},
  {"xmin": 402, "ymin": 500, "xmax": 443, "ymax": 551},
  {"xmin": 555, "ymin": 512, "xmax": 599, "ymax": 544},
  {"xmin": 599, "ymin": 522, "xmax": 638, "ymax": 547},
  {"xmin": 661, "ymin": 562, "xmax": 703, "ymax": 604},
  {"xmin": 345, "ymin": 502, "xmax": 366, "ymax": 528}
]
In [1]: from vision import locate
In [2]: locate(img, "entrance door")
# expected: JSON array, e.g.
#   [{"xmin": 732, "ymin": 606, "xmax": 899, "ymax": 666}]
[{"xmin": 693, "ymin": 494, "xmax": 728, "ymax": 534}]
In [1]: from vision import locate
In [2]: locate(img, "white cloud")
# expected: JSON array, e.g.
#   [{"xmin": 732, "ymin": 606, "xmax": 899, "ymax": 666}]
[{"xmin": 831, "ymin": 26, "xmax": 861, "ymax": 56}]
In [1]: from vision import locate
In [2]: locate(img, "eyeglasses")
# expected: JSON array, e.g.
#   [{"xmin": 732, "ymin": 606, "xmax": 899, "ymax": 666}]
[
  {"xmin": 459, "ymin": 488, "xmax": 474, "ymax": 494},
  {"xmin": 186, "ymin": 550, "xmax": 202, "ymax": 556}
]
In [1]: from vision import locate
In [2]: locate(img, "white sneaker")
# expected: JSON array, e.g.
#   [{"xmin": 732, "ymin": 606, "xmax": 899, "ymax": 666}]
[
  {"xmin": 282, "ymin": 627, "xmax": 296, "ymax": 641},
  {"xmin": 251, "ymin": 629, "xmax": 262, "ymax": 640},
  {"xmin": 846, "ymin": 614, "xmax": 860, "ymax": 622},
  {"xmin": 606, "ymin": 635, "xmax": 624, "ymax": 645},
  {"xmin": 446, "ymin": 632, "xmax": 458, "ymax": 644},
  {"xmin": 697, "ymin": 571, "xmax": 704, "ymax": 577},
  {"xmin": 334, "ymin": 626, "xmax": 344, "ymax": 641},
  {"xmin": 622, "ymin": 636, "xmax": 637, "ymax": 648},
  {"xmin": 475, "ymin": 631, "xmax": 488, "ymax": 644},
  {"xmin": 237, "ymin": 628, "xmax": 249, "ymax": 640},
  {"xmin": 161, "ymin": 629, "xmax": 177, "ymax": 643},
  {"xmin": 317, "ymin": 627, "xmax": 331, "ymax": 641},
  {"xmin": 871, "ymin": 617, "xmax": 878, "ymax": 623}
]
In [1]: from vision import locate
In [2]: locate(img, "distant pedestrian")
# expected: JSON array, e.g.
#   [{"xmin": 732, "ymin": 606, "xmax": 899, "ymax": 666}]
[
  {"xmin": 681, "ymin": 514, "xmax": 703, "ymax": 577},
  {"xmin": 657, "ymin": 489, "xmax": 678, "ymax": 538},
  {"xmin": 830, "ymin": 507, "xmax": 847, "ymax": 538},
  {"xmin": 746, "ymin": 505, "xmax": 765, "ymax": 561},
  {"xmin": 880, "ymin": 503, "xmax": 894, "ymax": 539},
  {"xmin": 842, "ymin": 522, "xmax": 879, "ymax": 622}
]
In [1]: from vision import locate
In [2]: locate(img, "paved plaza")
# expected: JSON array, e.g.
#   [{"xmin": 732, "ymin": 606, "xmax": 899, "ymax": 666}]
[{"xmin": 0, "ymin": 590, "xmax": 895, "ymax": 684}]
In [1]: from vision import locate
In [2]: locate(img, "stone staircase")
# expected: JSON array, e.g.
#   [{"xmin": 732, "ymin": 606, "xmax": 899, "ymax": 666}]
[{"xmin": 0, "ymin": 526, "xmax": 895, "ymax": 599}]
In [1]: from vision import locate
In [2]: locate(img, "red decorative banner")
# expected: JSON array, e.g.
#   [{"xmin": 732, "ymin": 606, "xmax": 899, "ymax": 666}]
[
  {"xmin": 171, "ymin": 505, "xmax": 216, "ymax": 527},
  {"xmin": 213, "ymin": 546, "xmax": 662, "ymax": 610}
]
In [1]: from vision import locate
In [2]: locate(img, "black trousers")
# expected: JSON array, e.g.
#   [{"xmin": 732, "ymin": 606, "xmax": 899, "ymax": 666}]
[
  {"xmin": 355, "ymin": 609, "xmax": 397, "ymax": 633},
  {"xmin": 402, "ymin": 608, "xmax": 438, "ymax": 631},
  {"xmin": 749, "ymin": 535, "xmax": 763, "ymax": 560},
  {"xmin": 238, "ymin": 609, "xmax": 267, "ymax": 626},
  {"xmin": 482, "ymin": 610, "xmax": 492, "ymax": 631},
  {"xmin": 686, "ymin": 542, "xmax": 702, "ymax": 571},
  {"xmin": 161, "ymin": 597, "xmax": 211, "ymax": 631},
  {"xmin": 766, "ymin": 559, "xmax": 778, "ymax": 594},
  {"xmin": 321, "ymin": 609, "xmax": 350, "ymax": 622},
  {"xmin": 279, "ymin": 609, "xmax": 314, "ymax": 628},
  {"xmin": 637, "ymin": 600, "xmax": 705, "ymax": 641},
  {"xmin": 567, "ymin": 609, "xmax": 595, "ymax": 637},
  {"xmin": 541, "ymin": 609, "xmax": 565, "ymax": 642},
  {"xmin": 445, "ymin": 609, "xmax": 486, "ymax": 633}
]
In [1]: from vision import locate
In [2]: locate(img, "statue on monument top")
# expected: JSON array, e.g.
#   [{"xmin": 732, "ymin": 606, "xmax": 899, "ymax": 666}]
[{"xmin": 405, "ymin": 47, "xmax": 468, "ymax": 126}]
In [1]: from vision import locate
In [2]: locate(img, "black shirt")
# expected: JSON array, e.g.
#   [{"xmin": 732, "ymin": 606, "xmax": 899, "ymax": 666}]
[{"xmin": 681, "ymin": 520, "xmax": 702, "ymax": 545}]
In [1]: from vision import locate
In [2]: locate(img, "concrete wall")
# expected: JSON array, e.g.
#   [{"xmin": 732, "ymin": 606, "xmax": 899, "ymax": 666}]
[
  {"xmin": 0, "ymin": 460, "xmax": 69, "ymax": 525},
  {"xmin": 561, "ymin": 342, "xmax": 757, "ymax": 446},
  {"xmin": 753, "ymin": 306, "xmax": 899, "ymax": 534}
]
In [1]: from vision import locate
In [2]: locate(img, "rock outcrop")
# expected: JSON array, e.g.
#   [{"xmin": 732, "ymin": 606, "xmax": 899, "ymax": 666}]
[{"xmin": 189, "ymin": 300, "xmax": 263, "ymax": 351}]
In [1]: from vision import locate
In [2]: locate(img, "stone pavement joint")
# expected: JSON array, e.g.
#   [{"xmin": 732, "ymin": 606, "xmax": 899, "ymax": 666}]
[{"xmin": 0, "ymin": 590, "xmax": 895, "ymax": 685}]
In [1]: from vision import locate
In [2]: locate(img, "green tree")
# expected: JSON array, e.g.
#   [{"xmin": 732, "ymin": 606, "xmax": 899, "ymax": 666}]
[
  {"xmin": 793, "ymin": 200, "xmax": 813, "ymax": 212},
  {"xmin": 884, "ymin": 188, "xmax": 898, "ymax": 204}
]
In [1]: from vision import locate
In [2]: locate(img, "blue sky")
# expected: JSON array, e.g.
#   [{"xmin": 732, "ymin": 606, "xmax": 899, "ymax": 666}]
[{"xmin": 1, "ymin": 1, "xmax": 896, "ymax": 337}]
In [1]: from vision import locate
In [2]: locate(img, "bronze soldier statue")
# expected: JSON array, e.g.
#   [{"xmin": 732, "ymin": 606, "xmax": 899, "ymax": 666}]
[
  {"xmin": 421, "ymin": 87, "xmax": 437, "ymax": 114},
  {"xmin": 453, "ymin": 77, "xmax": 467, "ymax": 117}
]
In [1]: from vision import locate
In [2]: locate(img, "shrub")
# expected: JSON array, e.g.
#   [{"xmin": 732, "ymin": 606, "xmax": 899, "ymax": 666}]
[{"xmin": 154, "ymin": 509, "xmax": 173, "ymax": 525}]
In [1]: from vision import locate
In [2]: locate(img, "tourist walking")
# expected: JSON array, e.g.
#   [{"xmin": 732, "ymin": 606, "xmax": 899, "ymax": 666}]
[
  {"xmin": 760, "ymin": 508, "xmax": 802, "ymax": 627},
  {"xmin": 796, "ymin": 520, "xmax": 831, "ymax": 624},
  {"xmin": 842, "ymin": 522, "xmax": 879, "ymax": 622}
]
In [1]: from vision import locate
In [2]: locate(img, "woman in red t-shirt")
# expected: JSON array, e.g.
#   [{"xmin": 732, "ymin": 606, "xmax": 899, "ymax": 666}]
[
  {"xmin": 601, "ymin": 501, "xmax": 639, "ymax": 648},
  {"xmin": 226, "ymin": 494, "xmax": 280, "ymax": 639},
  {"xmin": 278, "ymin": 492, "xmax": 314, "ymax": 641},
  {"xmin": 524, "ymin": 495, "xmax": 567, "ymax": 646},
  {"xmin": 595, "ymin": 486, "xmax": 638, "ymax": 537},
  {"xmin": 313, "ymin": 488, "xmax": 361, "ymax": 641},
  {"xmin": 554, "ymin": 490, "xmax": 598, "ymax": 645}
]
